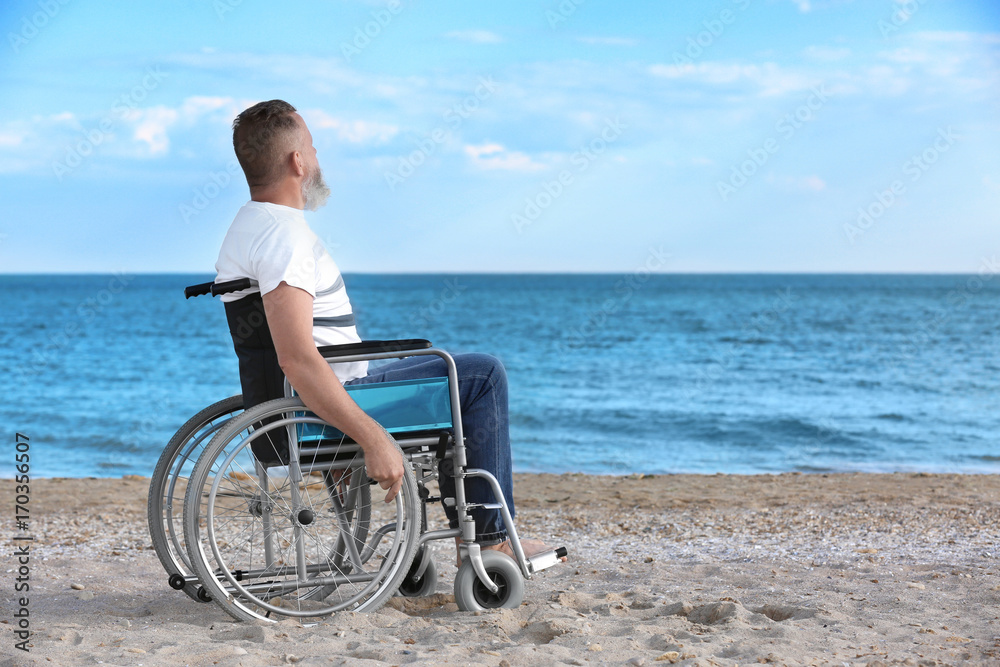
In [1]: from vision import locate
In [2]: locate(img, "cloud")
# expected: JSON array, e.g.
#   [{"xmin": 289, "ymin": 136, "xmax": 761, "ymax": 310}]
[
  {"xmin": 49, "ymin": 112, "xmax": 77, "ymax": 125},
  {"xmin": 4, "ymin": 34, "xmax": 995, "ymax": 180},
  {"xmin": 305, "ymin": 109, "xmax": 399, "ymax": 144},
  {"xmin": 117, "ymin": 96, "xmax": 243, "ymax": 157},
  {"xmin": 445, "ymin": 30, "xmax": 502, "ymax": 44},
  {"xmin": 123, "ymin": 106, "xmax": 179, "ymax": 156},
  {"xmin": 0, "ymin": 96, "xmax": 235, "ymax": 171},
  {"xmin": 463, "ymin": 143, "xmax": 545, "ymax": 171},
  {"xmin": 0, "ymin": 132, "xmax": 23, "ymax": 148},
  {"xmin": 0, "ymin": 113, "xmax": 89, "ymax": 173},
  {"xmin": 179, "ymin": 96, "xmax": 234, "ymax": 121},
  {"xmin": 648, "ymin": 61, "xmax": 819, "ymax": 97}
]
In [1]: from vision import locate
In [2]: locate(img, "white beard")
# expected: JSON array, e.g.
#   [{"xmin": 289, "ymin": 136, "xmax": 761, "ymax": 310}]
[{"xmin": 302, "ymin": 166, "xmax": 331, "ymax": 211}]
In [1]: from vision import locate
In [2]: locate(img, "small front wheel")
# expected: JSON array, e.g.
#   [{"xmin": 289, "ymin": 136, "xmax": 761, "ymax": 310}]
[
  {"xmin": 398, "ymin": 551, "xmax": 437, "ymax": 597},
  {"xmin": 454, "ymin": 550, "xmax": 524, "ymax": 611}
]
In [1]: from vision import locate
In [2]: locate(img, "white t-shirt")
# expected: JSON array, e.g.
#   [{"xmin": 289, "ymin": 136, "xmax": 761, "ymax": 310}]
[{"xmin": 215, "ymin": 201, "xmax": 367, "ymax": 382}]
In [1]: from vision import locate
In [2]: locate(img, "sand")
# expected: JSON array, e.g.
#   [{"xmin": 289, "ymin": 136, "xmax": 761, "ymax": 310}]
[{"xmin": 2, "ymin": 472, "xmax": 999, "ymax": 666}]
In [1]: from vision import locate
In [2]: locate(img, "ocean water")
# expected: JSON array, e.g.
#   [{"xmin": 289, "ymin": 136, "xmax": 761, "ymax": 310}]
[{"xmin": 2, "ymin": 273, "xmax": 998, "ymax": 478}]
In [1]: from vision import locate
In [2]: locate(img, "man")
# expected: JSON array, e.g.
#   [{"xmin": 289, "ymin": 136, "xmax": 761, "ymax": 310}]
[{"xmin": 215, "ymin": 100, "xmax": 553, "ymax": 559}]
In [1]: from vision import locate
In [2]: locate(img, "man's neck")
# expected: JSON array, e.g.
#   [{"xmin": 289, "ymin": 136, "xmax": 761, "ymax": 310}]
[{"xmin": 250, "ymin": 182, "xmax": 304, "ymax": 210}]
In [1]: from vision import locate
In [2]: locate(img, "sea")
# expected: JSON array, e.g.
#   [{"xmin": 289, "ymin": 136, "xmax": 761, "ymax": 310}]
[{"xmin": 2, "ymin": 273, "xmax": 998, "ymax": 478}]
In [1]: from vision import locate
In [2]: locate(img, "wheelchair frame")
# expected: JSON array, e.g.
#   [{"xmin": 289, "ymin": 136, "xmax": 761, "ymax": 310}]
[{"xmin": 147, "ymin": 278, "xmax": 566, "ymax": 622}]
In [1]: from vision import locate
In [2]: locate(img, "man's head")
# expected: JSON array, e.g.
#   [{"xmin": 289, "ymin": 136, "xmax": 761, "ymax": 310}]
[{"xmin": 232, "ymin": 99, "xmax": 330, "ymax": 210}]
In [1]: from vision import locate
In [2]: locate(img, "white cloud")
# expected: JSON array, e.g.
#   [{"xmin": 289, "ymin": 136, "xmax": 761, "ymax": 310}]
[
  {"xmin": 649, "ymin": 61, "xmax": 819, "ymax": 97},
  {"xmin": 129, "ymin": 106, "xmax": 179, "ymax": 156},
  {"xmin": 445, "ymin": 30, "xmax": 502, "ymax": 44},
  {"xmin": 0, "ymin": 96, "xmax": 236, "ymax": 168},
  {"xmin": 305, "ymin": 110, "xmax": 399, "ymax": 144},
  {"xmin": 179, "ymin": 96, "xmax": 234, "ymax": 120},
  {"xmin": 463, "ymin": 143, "xmax": 545, "ymax": 171},
  {"xmin": 859, "ymin": 64, "xmax": 912, "ymax": 96},
  {"xmin": 879, "ymin": 47, "xmax": 933, "ymax": 65},
  {"xmin": 49, "ymin": 112, "xmax": 77, "ymax": 125},
  {"xmin": 0, "ymin": 132, "xmax": 24, "ymax": 148}
]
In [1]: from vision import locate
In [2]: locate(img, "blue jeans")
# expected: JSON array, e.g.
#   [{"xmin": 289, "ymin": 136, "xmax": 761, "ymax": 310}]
[{"xmin": 346, "ymin": 353, "xmax": 513, "ymax": 545}]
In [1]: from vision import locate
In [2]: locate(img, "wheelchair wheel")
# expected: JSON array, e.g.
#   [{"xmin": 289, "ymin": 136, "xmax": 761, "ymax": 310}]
[
  {"xmin": 183, "ymin": 397, "xmax": 419, "ymax": 623},
  {"xmin": 397, "ymin": 548, "xmax": 437, "ymax": 597},
  {"xmin": 454, "ymin": 550, "xmax": 524, "ymax": 611},
  {"xmin": 147, "ymin": 395, "xmax": 243, "ymax": 601}
]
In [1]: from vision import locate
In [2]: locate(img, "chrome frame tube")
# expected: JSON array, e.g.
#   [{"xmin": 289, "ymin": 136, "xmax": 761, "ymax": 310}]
[{"xmin": 255, "ymin": 460, "xmax": 275, "ymax": 569}]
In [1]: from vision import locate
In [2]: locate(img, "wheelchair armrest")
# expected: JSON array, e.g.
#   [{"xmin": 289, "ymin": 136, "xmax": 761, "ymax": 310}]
[{"xmin": 318, "ymin": 339, "xmax": 432, "ymax": 359}]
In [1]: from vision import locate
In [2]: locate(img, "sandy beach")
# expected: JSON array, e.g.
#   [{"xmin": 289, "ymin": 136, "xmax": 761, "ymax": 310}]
[{"xmin": 2, "ymin": 472, "xmax": 999, "ymax": 666}]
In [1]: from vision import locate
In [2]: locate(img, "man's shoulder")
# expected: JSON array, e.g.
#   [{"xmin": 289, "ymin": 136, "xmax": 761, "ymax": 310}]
[
  {"xmin": 224, "ymin": 202, "xmax": 312, "ymax": 246},
  {"xmin": 232, "ymin": 200, "xmax": 301, "ymax": 229}
]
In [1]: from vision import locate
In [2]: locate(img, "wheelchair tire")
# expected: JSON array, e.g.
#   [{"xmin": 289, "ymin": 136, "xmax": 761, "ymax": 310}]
[
  {"xmin": 147, "ymin": 395, "xmax": 243, "ymax": 602},
  {"xmin": 397, "ymin": 549, "xmax": 437, "ymax": 597},
  {"xmin": 454, "ymin": 550, "xmax": 524, "ymax": 611},
  {"xmin": 183, "ymin": 397, "xmax": 420, "ymax": 623}
]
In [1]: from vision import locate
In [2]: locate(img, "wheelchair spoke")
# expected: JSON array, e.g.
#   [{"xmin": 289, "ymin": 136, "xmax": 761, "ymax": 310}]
[{"xmin": 184, "ymin": 397, "xmax": 419, "ymax": 622}]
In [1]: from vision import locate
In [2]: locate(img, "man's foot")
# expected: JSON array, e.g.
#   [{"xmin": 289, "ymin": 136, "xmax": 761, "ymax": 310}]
[{"xmin": 455, "ymin": 537, "xmax": 568, "ymax": 567}]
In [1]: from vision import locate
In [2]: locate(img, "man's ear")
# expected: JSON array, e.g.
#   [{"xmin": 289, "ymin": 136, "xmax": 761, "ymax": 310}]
[{"xmin": 291, "ymin": 150, "xmax": 305, "ymax": 176}]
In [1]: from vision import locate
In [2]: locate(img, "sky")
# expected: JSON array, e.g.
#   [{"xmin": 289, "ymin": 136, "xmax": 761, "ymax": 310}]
[{"xmin": 0, "ymin": 0, "xmax": 998, "ymax": 274}]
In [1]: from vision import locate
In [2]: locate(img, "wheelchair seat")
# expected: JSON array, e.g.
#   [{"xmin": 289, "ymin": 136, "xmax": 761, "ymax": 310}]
[{"xmin": 298, "ymin": 376, "xmax": 453, "ymax": 443}]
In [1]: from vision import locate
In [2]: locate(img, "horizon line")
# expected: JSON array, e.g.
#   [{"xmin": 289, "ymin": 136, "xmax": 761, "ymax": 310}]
[{"xmin": 0, "ymin": 270, "xmax": 994, "ymax": 277}]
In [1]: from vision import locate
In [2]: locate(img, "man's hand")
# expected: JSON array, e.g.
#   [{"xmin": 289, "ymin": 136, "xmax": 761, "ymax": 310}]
[{"xmin": 360, "ymin": 427, "xmax": 405, "ymax": 503}]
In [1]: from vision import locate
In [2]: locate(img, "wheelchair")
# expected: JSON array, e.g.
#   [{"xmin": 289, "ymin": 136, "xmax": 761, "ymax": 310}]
[{"xmin": 147, "ymin": 278, "xmax": 567, "ymax": 622}]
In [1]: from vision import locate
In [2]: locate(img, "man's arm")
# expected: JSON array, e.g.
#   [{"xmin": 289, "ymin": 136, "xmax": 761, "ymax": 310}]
[{"xmin": 262, "ymin": 281, "xmax": 404, "ymax": 502}]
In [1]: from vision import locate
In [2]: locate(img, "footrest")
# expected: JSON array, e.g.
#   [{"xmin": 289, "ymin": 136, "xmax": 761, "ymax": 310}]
[{"xmin": 527, "ymin": 547, "xmax": 568, "ymax": 574}]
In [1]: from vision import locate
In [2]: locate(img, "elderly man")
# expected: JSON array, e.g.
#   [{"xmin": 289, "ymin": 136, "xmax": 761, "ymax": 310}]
[{"xmin": 215, "ymin": 99, "xmax": 552, "ymax": 559}]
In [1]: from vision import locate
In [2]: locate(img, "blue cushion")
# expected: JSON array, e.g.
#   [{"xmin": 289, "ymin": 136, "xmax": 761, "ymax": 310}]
[{"xmin": 297, "ymin": 376, "xmax": 453, "ymax": 441}]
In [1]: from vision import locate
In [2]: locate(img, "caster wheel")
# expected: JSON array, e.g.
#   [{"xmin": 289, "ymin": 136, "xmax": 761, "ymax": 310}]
[
  {"xmin": 196, "ymin": 586, "xmax": 213, "ymax": 603},
  {"xmin": 398, "ymin": 553, "xmax": 437, "ymax": 597},
  {"xmin": 168, "ymin": 573, "xmax": 186, "ymax": 590},
  {"xmin": 454, "ymin": 550, "xmax": 524, "ymax": 611}
]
